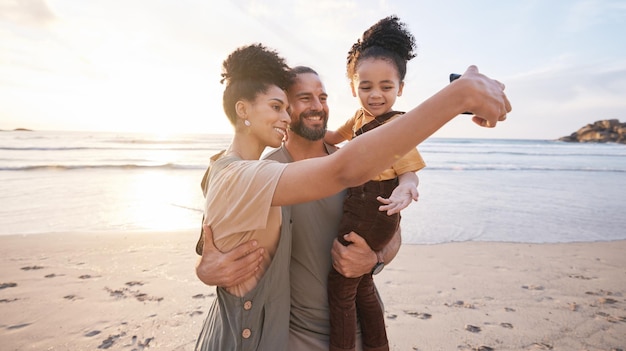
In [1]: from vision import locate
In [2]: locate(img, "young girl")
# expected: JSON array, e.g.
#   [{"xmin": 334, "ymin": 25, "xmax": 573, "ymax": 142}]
[
  {"xmin": 194, "ymin": 42, "xmax": 510, "ymax": 350},
  {"xmin": 324, "ymin": 16, "xmax": 424, "ymax": 351}
]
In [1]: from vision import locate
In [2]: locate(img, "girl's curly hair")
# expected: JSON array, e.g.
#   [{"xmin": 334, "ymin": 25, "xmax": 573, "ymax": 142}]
[
  {"xmin": 221, "ymin": 43, "xmax": 293, "ymax": 125},
  {"xmin": 346, "ymin": 15, "xmax": 417, "ymax": 82}
]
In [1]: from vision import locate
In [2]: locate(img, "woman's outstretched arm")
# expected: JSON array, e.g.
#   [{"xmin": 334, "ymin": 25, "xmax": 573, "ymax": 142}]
[{"xmin": 272, "ymin": 66, "xmax": 511, "ymax": 207}]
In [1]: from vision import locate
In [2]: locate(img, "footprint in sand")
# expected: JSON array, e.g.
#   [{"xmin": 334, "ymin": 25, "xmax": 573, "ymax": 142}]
[
  {"xmin": 521, "ymin": 285, "xmax": 544, "ymax": 291},
  {"xmin": 531, "ymin": 342, "xmax": 553, "ymax": 349},
  {"xmin": 192, "ymin": 293, "xmax": 216, "ymax": 299},
  {"xmin": 7, "ymin": 323, "xmax": 31, "ymax": 330},
  {"xmin": 85, "ymin": 330, "xmax": 101, "ymax": 337},
  {"xmin": 445, "ymin": 300, "xmax": 475, "ymax": 309},
  {"xmin": 500, "ymin": 322, "xmax": 513, "ymax": 329},
  {"xmin": 20, "ymin": 266, "xmax": 44, "ymax": 271},
  {"xmin": 464, "ymin": 324, "xmax": 481, "ymax": 333},
  {"xmin": 98, "ymin": 332, "xmax": 126, "ymax": 349},
  {"xmin": 404, "ymin": 311, "xmax": 432, "ymax": 320},
  {"xmin": 585, "ymin": 289, "xmax": 620, "ymax": 297},
  {"xmin": 0, "ymin": 282, "xmax": 17, "ymax": 289},
  {"xmin": 104, "ymin": 287, "xmax": 163, "ymax": 302},
  {"xmin": 595, "ymin": 311, "xmax": 626, "ymax": 323},
  {"xmin": 598, "ymin": 297, "xmax": 619, "ymax": 305}
]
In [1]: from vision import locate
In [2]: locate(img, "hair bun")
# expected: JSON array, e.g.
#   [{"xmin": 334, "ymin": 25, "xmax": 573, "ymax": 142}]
[
  {"xmin": 359, "ymin": 15, "xmax": 416, "ymax": 61},
  {"xmin": 221, "ymin": 43, "xmax": 291, "ymax": 88}
]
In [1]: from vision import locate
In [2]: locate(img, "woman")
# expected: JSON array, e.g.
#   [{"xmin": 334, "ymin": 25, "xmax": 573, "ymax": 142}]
[{"xmin": 195, "ymin": 43, "xmax": 510, "ymax": 351}]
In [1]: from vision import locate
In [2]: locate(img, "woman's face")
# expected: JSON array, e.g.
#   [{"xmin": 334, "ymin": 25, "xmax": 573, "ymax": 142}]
[
  {"xmin": 246, "ymin": 85, "xmax": 291, "ymax": 148},
  {"xmin": 351, "ymin": 58, "xmax": 404, "ymax": 117}
]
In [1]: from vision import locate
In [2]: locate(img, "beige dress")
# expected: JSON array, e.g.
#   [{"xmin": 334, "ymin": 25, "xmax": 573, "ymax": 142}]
[{"xmin": 195, "ymin": 152, "xmax": 292, "ymax": 351}]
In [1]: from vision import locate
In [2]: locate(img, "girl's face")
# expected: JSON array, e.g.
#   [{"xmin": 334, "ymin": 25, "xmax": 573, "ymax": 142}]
[
  {"xmin": 351, "ymin": 58, "xmax": 404, "ymax": 117},
  {"xmin": 241, "ymin": 85, "xmax": 290, "ymax": 148}
]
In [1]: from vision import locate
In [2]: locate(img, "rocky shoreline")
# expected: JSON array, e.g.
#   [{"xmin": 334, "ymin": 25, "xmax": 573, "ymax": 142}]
[
  {"xmin": 559, "ymin": 119, "xmax": 626, "ymax": 144},
  {"xmin": 0, "ymin": 128, "xmax": 33, "ymax": 132}
]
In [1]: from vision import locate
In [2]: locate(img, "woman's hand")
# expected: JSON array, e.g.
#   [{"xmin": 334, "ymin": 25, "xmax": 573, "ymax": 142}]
[{"xmin": 457, "ymin": 65, "xmax": 512, "ymax": 128}]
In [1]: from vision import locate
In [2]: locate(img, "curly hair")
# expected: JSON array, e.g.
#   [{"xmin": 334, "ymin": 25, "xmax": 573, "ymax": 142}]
[
  {"xmin": 221, "ymin": 43, "xmax": 293, "ymax": 125},
  {"xmin": 346, "ymin": 15, "xmax": 417, "ymax": 82}
]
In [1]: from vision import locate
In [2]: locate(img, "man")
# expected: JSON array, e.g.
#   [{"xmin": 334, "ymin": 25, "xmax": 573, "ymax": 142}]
[{"xmin": 197, "ymin": 66, "xmax": 403, "ymax": 350}]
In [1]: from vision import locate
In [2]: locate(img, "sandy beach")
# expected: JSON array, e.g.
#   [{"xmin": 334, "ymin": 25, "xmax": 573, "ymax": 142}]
[{"xmin": 1, "ymin": 231, "xmax": 624, "ymax": 351}]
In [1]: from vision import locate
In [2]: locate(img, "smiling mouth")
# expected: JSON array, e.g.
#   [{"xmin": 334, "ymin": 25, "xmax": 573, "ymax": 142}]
[
  {"xmin": 305, "ymin": 116, "xmax": 323, "ymax": 121},
  {"xmin": 274, "ymin": 127, "xmax": 286, "ymax": 137}
]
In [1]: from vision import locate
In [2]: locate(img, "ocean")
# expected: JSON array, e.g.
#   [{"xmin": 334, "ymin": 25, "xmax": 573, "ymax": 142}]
[{"xmin": 1, "ymin": 130, "xmax": 625, "ymax": 244}]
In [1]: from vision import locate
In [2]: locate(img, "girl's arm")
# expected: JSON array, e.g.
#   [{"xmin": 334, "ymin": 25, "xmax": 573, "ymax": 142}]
[
  {"xmin": 272, "ymin": 66, "xmax": 510, "ymax": 207},
  {"xmin": 324, "ymin": 129, "xmax": 347, "ymax": 145},
  {"xmin": 377, "ymin": 172, "xmax": 419, "ymax": 215}
]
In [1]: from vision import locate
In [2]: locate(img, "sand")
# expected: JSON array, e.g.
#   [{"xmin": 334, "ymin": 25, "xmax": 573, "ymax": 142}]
[{"xmin": 1, "ymin": 231, "xmax": 624, "ymax": 351}]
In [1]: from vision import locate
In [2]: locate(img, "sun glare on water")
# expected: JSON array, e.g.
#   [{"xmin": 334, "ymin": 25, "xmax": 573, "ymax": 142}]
[{"xmin": 112, "ymin": 170, "xmax": 202, "ymax": 232}]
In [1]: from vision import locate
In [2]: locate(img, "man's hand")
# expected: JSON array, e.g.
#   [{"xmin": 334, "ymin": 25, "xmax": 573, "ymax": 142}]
[
  {"xmin": 331, "ymin": 232, "xmax": 377, "ymax": 278},
  {"xmin": 195, "ymin": 224, "xmax": 264, "ymax": 288}
]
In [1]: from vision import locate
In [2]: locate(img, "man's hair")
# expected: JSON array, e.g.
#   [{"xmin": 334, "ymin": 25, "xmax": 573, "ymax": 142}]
[{"xmin": 291, "ymin": 66, "xmax": 318, "ymax": 76}]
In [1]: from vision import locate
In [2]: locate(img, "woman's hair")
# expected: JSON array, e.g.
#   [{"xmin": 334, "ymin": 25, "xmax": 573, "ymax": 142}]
[
  {"xmin": 346, "ymin": 15, "xmax": 416, "ymax": 82},
  {"xmin": 221, "ymin": 43, "xmax": 293, "ymax": 125}
]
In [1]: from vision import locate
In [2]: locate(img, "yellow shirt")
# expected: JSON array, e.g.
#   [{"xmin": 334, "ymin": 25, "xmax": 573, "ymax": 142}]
[{"xmin": 335, "ymin": 110, "xmax": 426, "ymax": 181}]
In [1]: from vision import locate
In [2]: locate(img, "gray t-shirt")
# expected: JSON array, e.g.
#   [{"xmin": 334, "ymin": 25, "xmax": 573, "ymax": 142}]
[{"xmin": 264, "ymin": 144, "xmax": 346, "ymax": 340}]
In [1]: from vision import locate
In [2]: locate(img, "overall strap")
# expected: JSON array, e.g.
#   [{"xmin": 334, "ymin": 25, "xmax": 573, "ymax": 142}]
[{"xmin": 354, "ymin": 110, "xmax": 405, "ymax": 137}]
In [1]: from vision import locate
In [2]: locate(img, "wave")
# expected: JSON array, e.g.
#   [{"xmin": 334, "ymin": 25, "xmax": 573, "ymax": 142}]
[
  {"xmin": 103, "ymin": 138, "xmax": 215, "ymax": 145},
  {"xmin": 2, "ymin": 163, "xmax": 624, "ymax": 173},
  {"xmin": 0, "ymin": 163, "xmax": 204, "ymax": 171},
  {"xmin": 425, "ymin": 166, "xmax": 626, "ymax": 172},
  {"xmin": 5, "ymin": 146, "xmax": 623, "ymax": 159},
  {"xmin": 0, "ymin": 146, "xmax": 219, "ymax": 151},
  {"xmin": 421, "ymin": 149, "xmax": 626, "ymax": 157}
]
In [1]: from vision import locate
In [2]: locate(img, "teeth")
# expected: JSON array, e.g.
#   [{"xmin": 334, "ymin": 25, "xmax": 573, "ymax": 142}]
[
  {"xmin": 274, "ymin": 128, "xmax": 285, "ymax": 136},
  {"xmin": 306, "ymin": 116, "xmax": 321, "ymax": 121}
]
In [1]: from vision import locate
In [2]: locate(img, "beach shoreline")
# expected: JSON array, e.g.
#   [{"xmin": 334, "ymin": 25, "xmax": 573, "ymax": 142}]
[{"xmin": 1, "ymin": 231, "xmax": 624, "ymax": 350}]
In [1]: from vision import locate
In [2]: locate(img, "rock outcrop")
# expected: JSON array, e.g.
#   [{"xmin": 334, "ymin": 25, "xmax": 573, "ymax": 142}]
[{"xmin": 558, "ymin": 119, "xmax": 626, "ymax": 144}]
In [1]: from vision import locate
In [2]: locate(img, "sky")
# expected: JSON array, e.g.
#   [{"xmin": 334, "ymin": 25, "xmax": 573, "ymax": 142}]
[{"xmin": 1, "ymin": 0, "xmax": 625, "ymax": 139}]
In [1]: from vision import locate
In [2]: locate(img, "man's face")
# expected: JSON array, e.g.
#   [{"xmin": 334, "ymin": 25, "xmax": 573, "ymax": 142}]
[{"xmin": 286, "ymin": 73, "xmax": 329, "ymax": 141}]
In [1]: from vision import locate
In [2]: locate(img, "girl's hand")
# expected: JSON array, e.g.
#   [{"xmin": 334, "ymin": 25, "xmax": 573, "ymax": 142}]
[{"xmin": 377, "ymin": 182, "xmax": 419, "ymax": 215}]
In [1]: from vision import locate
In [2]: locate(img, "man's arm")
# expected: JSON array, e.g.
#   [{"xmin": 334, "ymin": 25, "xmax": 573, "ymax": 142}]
[
  {"xmin": 196, "ymin": 224, "xmax": 264, "ymax": 287},
  {"xmin": 331, "ymin": 227, "xmax": 402, "ymax": 278}
]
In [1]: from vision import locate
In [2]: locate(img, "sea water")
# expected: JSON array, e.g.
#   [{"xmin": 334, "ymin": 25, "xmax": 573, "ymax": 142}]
[{"xmin": 1, "ymin": 130, "xmax": 625, "ymax": 244}]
